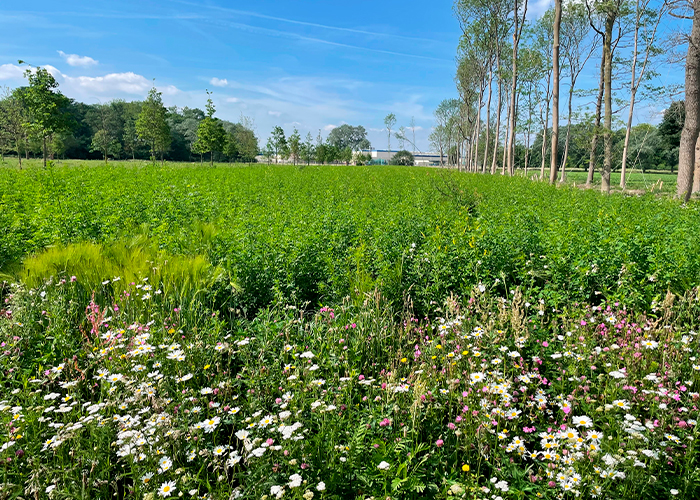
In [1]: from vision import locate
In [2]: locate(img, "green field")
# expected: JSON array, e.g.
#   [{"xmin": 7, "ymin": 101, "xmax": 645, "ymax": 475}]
[
  {"xmin": 2, "ymin": 161, "xmax": 700, "ymax": 499},
  {"xmin": 523, "ymin": 168, "xmax": 678, "ymax": 193}
]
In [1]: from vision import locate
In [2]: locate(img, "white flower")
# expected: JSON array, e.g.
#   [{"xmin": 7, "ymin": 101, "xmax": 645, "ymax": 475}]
[
  {"xmin": 46, "ymin": 485, "xmax": 56, "ymax": 494},
  {"xmin": 316, "ymin": 482, "xmax": 326, "ymax": 492},
  {"xmin": 158, "ymin": 456, "xmax": 173, "ymax": 473},
  {"xmin": 201, "ymin": 416, "xmax": 220, "ymax": 433},
  {"xmin": 377, "ymin": 461, "xmax": 390, "ymax": 470},
  {"xmin": 270, "ymin": 485, "xmax": 285, "ymax": 499},
  {"xmin": 288, "ymin": 474, "xmax": 303, "ymax": 488},
  {"xmin": 300, "ymin": 351, "xmax": 315, "ymax": 359},
  {"xmin": 494, "ymin": 480, "xmax": 509, "ymax": 492},
  {"xmin": 670, "ymin": 489, "xmax": 679, "ymax": 496},
  {"xmin": 470, "ymin": 372, "xmax": 485, "ymax": 384},
  {"xmin": 572, "ymin": 415, "xmax": 593, "ymax": 428},
  {"xmin": 158, "ymin": 481, "xmax": 177, "ymax": 497},
  {"xmin": 612, "ymin": 399, "xmax": 631, "ymax": 410}
]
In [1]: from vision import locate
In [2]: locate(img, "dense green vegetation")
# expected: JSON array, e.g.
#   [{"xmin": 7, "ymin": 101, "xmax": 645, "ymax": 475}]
[
  {"xmin": 3, "ymin": 162, "xmax": 700, "ymax": 499},
  {"xmin": 2, "ymin": 162, "xmax": 699, "ymax": 317}
]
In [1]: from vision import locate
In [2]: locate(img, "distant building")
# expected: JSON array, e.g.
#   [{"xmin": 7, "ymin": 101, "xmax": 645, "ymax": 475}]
[{"xmin": 361, "ymin": 149, "xmax": 443, "ymax": 166}]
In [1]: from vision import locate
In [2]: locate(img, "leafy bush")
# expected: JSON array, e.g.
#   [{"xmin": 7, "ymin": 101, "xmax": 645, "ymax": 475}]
[{"xmin": 390, "ymin": 150, "xmax": 415, "ymax": 166}]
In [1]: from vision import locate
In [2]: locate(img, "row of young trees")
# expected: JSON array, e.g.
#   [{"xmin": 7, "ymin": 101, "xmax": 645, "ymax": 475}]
[
  {"xmin": 262, "ymin": 124, "xmax": 373, "ymax": 165},
  {"xmin": 0, "ymin": 64, "xmax": 259, "ymax": 167},
  {"xmin": 436, "ymin": 0, "xmax": 697, "ymax": 198}
]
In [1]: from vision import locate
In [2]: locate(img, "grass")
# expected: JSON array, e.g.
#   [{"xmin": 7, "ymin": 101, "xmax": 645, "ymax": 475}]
[{"xmin": 524, "ymin": 168, "xmax": 678, "ymax": 193}]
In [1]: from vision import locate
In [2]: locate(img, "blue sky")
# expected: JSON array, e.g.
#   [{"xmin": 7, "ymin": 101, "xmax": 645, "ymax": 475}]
[{"xmin": 0, "ymin": 0, "xmax": 684, "ymax": 151}]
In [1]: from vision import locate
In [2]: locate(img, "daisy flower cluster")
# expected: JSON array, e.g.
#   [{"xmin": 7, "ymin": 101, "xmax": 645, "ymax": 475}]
[{"xmin": 1, "ymin": 279, "xmax": 699, "ymax": 499}]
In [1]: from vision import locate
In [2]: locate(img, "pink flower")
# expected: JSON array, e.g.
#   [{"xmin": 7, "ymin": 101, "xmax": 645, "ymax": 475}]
[
  {"xmin": 542, "ymin": 341, "xmax": 549, "ymax": 347},
  {"xmin": 435, "ymin": 439, "xmax": 444, "ymax": 448}
]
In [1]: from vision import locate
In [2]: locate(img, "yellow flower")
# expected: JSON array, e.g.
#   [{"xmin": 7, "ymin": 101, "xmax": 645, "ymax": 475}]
[
  {"xmin": 436, "ymin": 344, "xmax": 442, "ymax": 349},
  {"xmin": 462, "ymin": 351, "xmax": 468, "ymax": 356},
  {"xmin": 204, "ymin": 364, "xmax": 211, "ymax": 370},
  {"xmin": 462, "ymin": 464, "xmax": 470, "ymax": 472},
  {"xmin": 168, "ymin": 328, "xmax": 175, "ymax": 334},
  {"xmin": 400, "ymin": 358, "xmax": 408, "ymax": 363},
  {"xmin": 431, "ymin": 356, "xmax": 437, "ymax": 360}
]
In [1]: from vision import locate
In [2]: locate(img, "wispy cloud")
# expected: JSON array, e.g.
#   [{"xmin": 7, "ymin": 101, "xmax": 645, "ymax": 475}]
[
  {"xmin": 169, "ymin": 0, "xmax": 443, "ymax": 44},
  {"xmin": 58, "ymin": 50, "xmax": 98, "ymax": 67},
  {"xmin": 192, "ymin": 17, "xmax": 451, "ymax": 63},
  {"xmin": 210, "ymin": 77, "xmax": 229, "ymax": 87}
]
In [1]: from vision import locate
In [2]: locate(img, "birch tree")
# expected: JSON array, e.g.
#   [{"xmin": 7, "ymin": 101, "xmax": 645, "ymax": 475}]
[
  {"xmin": 549, "ymin": 0, "xmax": 563, "ymax": 184},
  {"xmin": 619, "ymin": 0, "xmax": 667, "ymax": 188},
  {"xmin": 560, "ymin": 1, "xmax": 599, "ymax": 182}
]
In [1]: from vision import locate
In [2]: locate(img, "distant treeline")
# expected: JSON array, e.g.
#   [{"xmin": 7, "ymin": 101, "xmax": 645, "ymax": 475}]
[{"xmin": 0, "ymin": 73, "xmax": 259, "ymax": 164}]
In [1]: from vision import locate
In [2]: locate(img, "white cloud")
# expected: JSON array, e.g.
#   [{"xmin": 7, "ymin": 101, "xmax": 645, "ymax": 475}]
[
  {"xmin": 225, "ymin": 97, "xmax": 240, "ymax": 103},
  {"xmin": 268, "ymin": 110, "xmax": 281, "ymax": 117},
  {"xmin": 64, "ymin": 72, "xmax": 152, "ymax": 94},
  {"xmin": 0, "ymin": 63, "xmax": 25, "ymax": 80},
  {"xmin": 210, "ymin": 77, "xmax": 229, "ymax": 87},
  {"xmin": 61, "ymin": 72, "xmax": 179, "ymax": 96},
  {"xmin": 323, "ymin": 124, "xmax": 336, "ymax": 131},
  {"xmin": 58, "ymin": 51, "xmax": 98, "ymax": 67},
  {"xmin": 528, "ymin": 0, "xmax": 553, "ymax": 19}
]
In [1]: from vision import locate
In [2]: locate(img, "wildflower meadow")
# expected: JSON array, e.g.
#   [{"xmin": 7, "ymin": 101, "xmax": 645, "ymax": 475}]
[{"xmin": 2, "ymin": 162, "xmax": 700, "ymax": 499}]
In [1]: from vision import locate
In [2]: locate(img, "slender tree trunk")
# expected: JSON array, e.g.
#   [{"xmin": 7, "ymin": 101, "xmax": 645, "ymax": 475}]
[
  {"xmin": 621, "ymin": 3, "xmax": 641, "ymax": 189},
  {"xmin": 587, "ymin": 50, "xmax": 606, "ymax": 186},
  {"xmin": 524, "ymin": 117, "xmax": 532, "ymax": 177},
  {"xmin": 694, "ymin": 136, "xmax": 700, "ymax": 193},
  {"xmin": 483, "ymin": 66, "xmax": 493, "ymax": 173},
  {"xmin": 474, "ymin": 89, "xmax": 483, "ymax": 171},
  {"xmin": 620, "ymin": 86, "xmax": 637, "ymax": 190},
  {"xmin": 502, "ymin": 90, "xmax": 510, "ymax": 175},
  {"xmin": 602, "ymin": 12, "xmax": 615, "ymax": 194},
  {"xmin": 540, "ymin": 124, "xmax": 548, "ymax": 179},
  {"xmin": 549, "ymin": 0, "xmax": 562, "ymax": 184},
  {"xmin": 561, "ymin": 82, "xmax": 575, "ymax": 183},
  {"xmin": 42, "ymin": 136, "xmax": 47, "ymax": 168},
  {"xmin": 507, "ymin": 0, "xmax": 526, "ymax": 176},
  {"xmin": 16, "ymin": 138, "xmax": 22, "ymax": 169},
  {"xmin": 678, "ymin": 2, "xmax": 700, "ymax": 201},
  {"xmin": 492, "ymin": 57, "xmax": 503, "ymax": 174}
]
